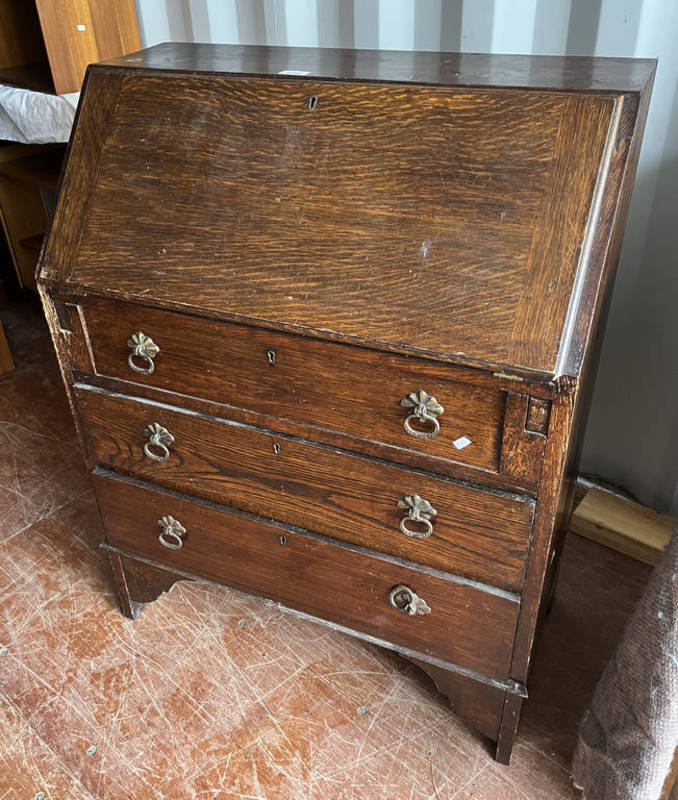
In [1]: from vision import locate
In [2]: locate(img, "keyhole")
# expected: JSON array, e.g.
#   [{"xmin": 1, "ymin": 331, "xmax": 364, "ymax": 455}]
[
  {"xmin": 279, "ymin": 535, "xmax": 287, "ymax": 546},
  {"xmin": 273, "ymin": 443, "xmax": 281, "ymax": 454},
  {"xmin": 307, "ymin": 95, "xmax": 318, "ymax": 110},
  {"xmin": 267, "ymin": 350, "xmax": 276, "ymax": 366}
]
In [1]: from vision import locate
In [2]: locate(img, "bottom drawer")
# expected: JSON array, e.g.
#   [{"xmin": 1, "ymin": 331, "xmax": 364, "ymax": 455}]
[{"xmin": 92, "ymin": 470, "xmax": 520, "ymax": 681}]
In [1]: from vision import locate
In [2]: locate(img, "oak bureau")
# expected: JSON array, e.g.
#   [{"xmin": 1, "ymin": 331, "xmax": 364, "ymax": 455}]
[{"xmin": 38, "ymin": 43, "xmax": 654, "ymax": 763}]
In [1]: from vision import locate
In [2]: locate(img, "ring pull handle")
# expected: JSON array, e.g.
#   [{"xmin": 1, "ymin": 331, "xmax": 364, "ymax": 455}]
[
  {"xmin": 127, "ymin": 331, "xmax": 160, "ymax": 375},
  {"xmin": 397, "ymin": 494, "xmax": 437, "ymax": 539},
  {"xmin": 157, "ymin": 515, "xmax": 186, "ymax": 550},
  {"xmin": 389, "ymin": 584, "xmax": 431, "ymax": 616},
  {"xmin": 401, "ymin": 391, "xmax": 444, "ymax": 439},
  {"xmin": 144, "ymin": 423, "xmax": 174, "ymax": 462}
]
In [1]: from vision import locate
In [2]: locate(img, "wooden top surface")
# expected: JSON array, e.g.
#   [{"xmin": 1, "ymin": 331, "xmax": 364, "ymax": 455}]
[
  {"xmin": 39, "ymin": 45, "xmax": 654, "ymax": 381},
  {"xmin": 102, "ymin": 42, "xmax": 655, "ymax": 94}
]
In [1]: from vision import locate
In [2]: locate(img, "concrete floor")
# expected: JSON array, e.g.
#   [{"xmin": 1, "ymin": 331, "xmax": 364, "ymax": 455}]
[{"xmin": 0, "ymin": 300, "xmax": 652, "ymax": 800}]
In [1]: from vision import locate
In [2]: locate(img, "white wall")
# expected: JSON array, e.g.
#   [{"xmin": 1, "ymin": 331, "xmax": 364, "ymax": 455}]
[{"xmin": 134, "ymin": 0, "xmax": 678, "ymax": 514}]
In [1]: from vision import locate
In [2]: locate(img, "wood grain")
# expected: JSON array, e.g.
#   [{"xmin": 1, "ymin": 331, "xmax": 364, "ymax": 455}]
[
  {"xmin": 68, "ymin": 363, "xmax": 545, "ymax": 496},
  {"xmin": 108, "ymin": 550, "xmax": 143, "ymax": 619},
  {"xmin": 34, "ymin": 0, "xmax": 140, "ymax": 93},
  {"xmin": 556, "ymin": 87, "xmax": 655, "ymax": 378},
  {"xmin": 409, "ymin": 656, "xmax": 508, "ymax": 742},
  {"xmin": 499, "ymin": 393, "xmax": 548, "ymax": 485},
  {"xmin": 99, "ymin": 42, "xmax": 656, "ymax": 95},
  {"xmin": 35, "ymin": 44, "xmax": 656, "ymax": 765},
  {"xmin": 41, "ymin": 70, "xmax": 122, "ymax": 273},
  {"xmin": 495, "ymin": 691, "xmax": 523, "ymax": 765},
  {"xmin": 93, "ymin": 470, "xmax": 520, "ymax": 680},
  {"xmin": 509, "ymin": 85, "xmax": 654, "ymax": 696},
  {"xmin": 89, "ymin": 0, "xmax": 141, "ymax": 63},
  {"xmin": 112, "ymin": 551, "xmax": 196, "ymax": 614},
  {"xmin": 80, "ymin": 296, "xmax": 507, "ymax": 473},
  {"xmin": 509, "ymin": 94, "xmax": 615, "ymax": 369},
  {"xmin": 75, "ymin": 385, "xmax": 534, "ymax": 591},
  {"xmin": 40, "ymin": 70, "xmax": 611, "ymax": 375}
]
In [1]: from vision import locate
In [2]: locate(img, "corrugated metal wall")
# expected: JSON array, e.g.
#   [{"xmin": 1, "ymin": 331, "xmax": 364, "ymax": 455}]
[{"xmin": 135, "ymin": 0, "xmax": 678, "ymax": 514}]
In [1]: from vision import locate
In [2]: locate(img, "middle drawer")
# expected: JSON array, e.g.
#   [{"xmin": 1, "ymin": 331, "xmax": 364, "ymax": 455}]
[{"xmin": 75, "ymin": 385, "xmax": 534, "ymax": 592}]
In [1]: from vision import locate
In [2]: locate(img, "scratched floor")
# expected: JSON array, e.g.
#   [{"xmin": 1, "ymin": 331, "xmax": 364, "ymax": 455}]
[{"xmin": 0, "ymin": 299, "xmax": 652, "ymax": 800}]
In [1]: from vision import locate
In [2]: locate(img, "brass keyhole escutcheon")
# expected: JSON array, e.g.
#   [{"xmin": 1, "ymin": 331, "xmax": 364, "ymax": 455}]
[
  {"xmin": 157, "ymin": 515, "xmax": 186, "ymax": 549},
  {"xmin": 388, "ymin": 585, "xmax": 431, "ymax": 616}
]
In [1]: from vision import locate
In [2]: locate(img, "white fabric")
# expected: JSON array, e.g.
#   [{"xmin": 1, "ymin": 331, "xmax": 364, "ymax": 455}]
[{"xmin": 0, "ymin": 84, "xmax": 78, "ymax": 144}]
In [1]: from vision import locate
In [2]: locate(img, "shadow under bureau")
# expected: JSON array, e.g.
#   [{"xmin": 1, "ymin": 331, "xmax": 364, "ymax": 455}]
[{"xmin": 37, "ymin": 43, "xmax": 654, "ymax": 763}]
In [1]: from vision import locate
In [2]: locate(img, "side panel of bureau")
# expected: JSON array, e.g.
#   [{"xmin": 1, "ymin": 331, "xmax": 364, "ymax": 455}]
[
  {"xmin": 74, "ymin": 385, "xmax": 534, "ymax": 591},
  {"xmin": 92, "ymin": 470, "xmax": 520, "ymax": 681}
]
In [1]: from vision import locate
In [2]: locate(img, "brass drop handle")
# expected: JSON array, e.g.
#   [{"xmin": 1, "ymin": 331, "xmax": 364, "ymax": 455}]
[
  {"xmin": 389, "ymin": 585, "xmax": 431, "ymax": 616},
  {"xmin": 144, "ymin": 423, "xmax": 174, "ymax": 462},
  {"xmin": 401, "ymin": 391, "xmax": 444, "ymax": 439},
  {"xmin": 128, "ymin": 331, "xmax": 159, "ymax": 374},
  {"xmin": 157, "ymin": 515, "xmax": 186, "ymax": 550},
  {"xmin": 397, "ymin": 494, "xmax": 437, "ymax": 539}
]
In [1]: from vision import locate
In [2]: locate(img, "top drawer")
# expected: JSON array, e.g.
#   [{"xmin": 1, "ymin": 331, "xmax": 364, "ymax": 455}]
[{"xmin": 79, "ymin": 298, "xmax": 507, "ymax": 473}]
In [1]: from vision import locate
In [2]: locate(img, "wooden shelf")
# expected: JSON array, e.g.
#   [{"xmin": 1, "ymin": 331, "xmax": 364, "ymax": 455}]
[
  {"xmin": 0, "ymin": 146, "xmax": 64, "ymax": 191},
  {"xmin": 19, "ymin": 233, "xmax": 43, "ymax": 252},
  {"xmin": 0, "ymin": 60, "xmax": 53, "ymax": 93},
  {"xmin": 0, "ymin": 0, "xmax": 141, "ymax": 96}
]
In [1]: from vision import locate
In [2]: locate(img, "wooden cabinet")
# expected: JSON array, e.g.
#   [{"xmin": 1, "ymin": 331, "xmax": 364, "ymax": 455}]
[
  {"xmin": 0, "ymin": 0, "xmax": 140, "ymax": 370},
  {"xmin": 0, "ymin": 0, "xmax": 140, "ymax": 94},
  {"xmin": 37, "ymin": 43, "xmax": 655, "ymax": 764}
]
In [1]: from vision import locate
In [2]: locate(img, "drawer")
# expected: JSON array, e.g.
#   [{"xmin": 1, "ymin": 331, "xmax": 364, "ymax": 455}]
[
  {"xmin": 76, "ymin": 386, "xmax": 534, "ymax": 591},
  {"xmin": 93, "ymin": 470, "xmax": 520, "ymax": 680},
  {"xmin": 80, "ymin": 297, "xmax": 507, "ymax": 474}
]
